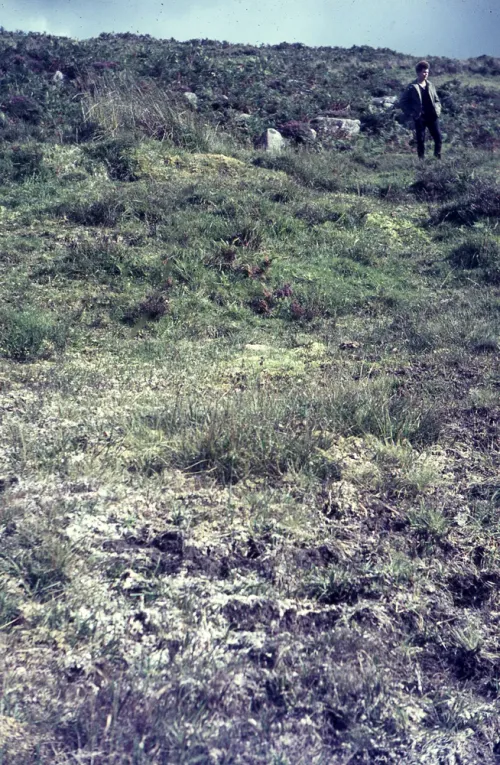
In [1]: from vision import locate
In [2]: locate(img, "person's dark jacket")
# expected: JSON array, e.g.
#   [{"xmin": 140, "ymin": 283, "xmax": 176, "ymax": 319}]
[{"xmin": 399, "ymin": 80, "xmax": 442, "ymax": 120}]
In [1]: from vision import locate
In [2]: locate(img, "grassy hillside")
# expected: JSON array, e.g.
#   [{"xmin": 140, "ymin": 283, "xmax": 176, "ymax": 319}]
[
  {"xmin": 0, "ymin": 31, "xmax": 499, "ymax": 765},
  {"xmin": 1, "ymin": 29, "xmax": 499, "ymax": 147}
]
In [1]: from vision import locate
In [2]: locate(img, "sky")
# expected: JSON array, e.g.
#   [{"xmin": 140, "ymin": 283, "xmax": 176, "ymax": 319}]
[{"xmin": 1, "ymin": 0, "xmax": 499, "ymax": 59}]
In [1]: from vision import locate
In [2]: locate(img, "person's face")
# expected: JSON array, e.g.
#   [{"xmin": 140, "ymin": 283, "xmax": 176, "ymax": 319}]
[{"xmin": 418, "ymin": 68, "xmax": 429, "ymax": 83}]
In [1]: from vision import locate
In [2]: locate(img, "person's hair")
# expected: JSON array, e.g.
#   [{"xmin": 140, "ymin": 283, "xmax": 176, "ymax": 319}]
[{"xmin": 415, "ymin": 60, "xmax": 430, "ymax": 73}]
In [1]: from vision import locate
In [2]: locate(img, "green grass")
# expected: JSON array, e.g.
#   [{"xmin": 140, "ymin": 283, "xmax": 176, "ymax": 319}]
[
  {"xmin": 0, "ymin": 306, "xmax": 68, "ymax": 361},
  {"xmin": 0, "ymin": 134, "xmax": 499, "ymax": 764}
]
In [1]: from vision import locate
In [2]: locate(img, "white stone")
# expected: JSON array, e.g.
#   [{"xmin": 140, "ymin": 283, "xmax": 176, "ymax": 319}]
[
  {"xmin": 183, "ymin": 92, "xmax": 198, "ymax": 109},
  {"xmin": 257, "ymin": 128, "xmax": 286, "ymax": 153}
]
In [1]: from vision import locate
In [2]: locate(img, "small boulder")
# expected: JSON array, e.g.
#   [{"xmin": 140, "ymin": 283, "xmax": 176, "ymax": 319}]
[
  {"xmin": 52, "ymin": 70, "xmax": 65, "ymax": 83},
  {"xmin": 255, "ymin": 128, "xmax": 286, "ymax": 153},
  {"xmin": 183, "ymin": 92, "xmax": 198, "ymax": 109},
  {"xmin": 233, "ymin": 112, "xmax": 251, "ymax": 125}
]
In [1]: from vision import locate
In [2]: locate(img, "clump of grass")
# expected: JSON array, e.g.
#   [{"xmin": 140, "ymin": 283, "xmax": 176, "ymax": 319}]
[
  {"xmin": 294, "ymin": 197, "xmax": 369, "ymax": 228},
  {"xmin": 134, "ymin": 386, "xmax": 334, "ymax": 482},
  {"xmin": 81, "ymin": 74, "xmax": 222, "ymax": 152},
  {"xmin": 129, "ymin": 374, "xmax": 442, "ymax": 483},
  {"xmin": 55, "ymin": 194, "xmax": 128, "ymax": 226},
  {"xmin": 53, "ymin": 181, "xmax": 183, "ymax": 227},
  {"xmin": 5, "ymin": 536, "xmax": 72, "ymax": 602},
  {"xmin": 0, "ymin": 306, "xmax": 67, "ymax": 361},
  {"xmin": 252, "ymin": 149, "xmax": 342, "ymax": 192},
  {"xmin": 0, "ymin": 589, "xmax": 22, "ymax": 632},
  {"xmin": 304, "ymin": 562, "xmax": 381, "ymax": 604},
  {"xmin": 407, "ymin": 502, "xmax": 451, "ymax": 553},
  {"xmin": 59, "ymin": 238, "xmax": 151, "ymax": 281}
]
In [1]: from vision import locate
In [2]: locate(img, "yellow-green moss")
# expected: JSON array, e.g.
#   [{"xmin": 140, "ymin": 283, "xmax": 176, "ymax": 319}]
[
  {"xmin": 365, "ymin": 211, "xmax": 431, "ymax": 246},
  {"xmin": 227, "ymin": 341, "xmax": 327, "ymax": 382}
]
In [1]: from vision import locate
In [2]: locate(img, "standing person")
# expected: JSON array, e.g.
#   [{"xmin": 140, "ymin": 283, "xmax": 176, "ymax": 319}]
[{"xmin": 400, "ymin": 61, "xmax": 442, "ymax": 159}]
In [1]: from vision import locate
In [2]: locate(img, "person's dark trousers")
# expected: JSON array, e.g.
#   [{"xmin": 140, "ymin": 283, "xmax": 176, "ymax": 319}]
[{"xmin": 414, "ymin": 116, "xmax": 442, "ymax": 158}]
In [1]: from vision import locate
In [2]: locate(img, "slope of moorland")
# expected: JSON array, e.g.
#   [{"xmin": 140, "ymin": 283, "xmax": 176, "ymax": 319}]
[{"xmin": 0, "ymin": 31, "xmax": 499, "ymax": 765}]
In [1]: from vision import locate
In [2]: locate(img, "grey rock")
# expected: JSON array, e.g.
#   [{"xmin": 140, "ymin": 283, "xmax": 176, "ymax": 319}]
[
  {"xmin": 183, "ymin": 92, "xmax": 199, "ymax": 109},
  {"xmin": 52, "ymin": 70, "xmax": 65, "ymax": 83},
  {"xmin": 370, "ymin": 96, "xmax": 398, "ymax": 110},
  {"xmin": 233, "ymin": 112, "xmax": 252, "ymax": 124},
  {"xmin": 256, "ymin": 128, "xmax": 286, "ymax": 153}
]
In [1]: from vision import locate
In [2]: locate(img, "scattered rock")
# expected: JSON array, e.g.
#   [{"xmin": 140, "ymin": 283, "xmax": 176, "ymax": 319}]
[
  {"xmin": 52, "ymin": 70, "xmax": 65, "ymax": 83},
  {"xmin": 312, "ymin": 117, "xmax": 361, "ymax": 137},
  {"xmin": 370, "ymin": 95, "xmax": 397, "ymax": 110}
]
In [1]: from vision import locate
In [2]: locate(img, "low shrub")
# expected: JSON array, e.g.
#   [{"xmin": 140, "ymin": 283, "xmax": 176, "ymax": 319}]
[
  {"xmin": 83, "ymin": 136, "xmax": 140, "ymax": 181},
  {"xmin": 410, "ymin": 161, "xmax": 471, "ymax": 202},
  {"xmin": 0, "ymin": 144, "xmax": 52, "ymax": 182},
  {"xmin": 433, "ymin": 179, "xmax": 500, "ymax": 225},
  {"xmin": 449, "ymin": 234, "xmax": 500, "ymax": 283},
  {"xmin": 278, "ymin": 120, "xmax": 316, "ymax": 145},
  {"xmin": 2, "ymin": 95, "xmax": 42, "ymax": 124},
  {"xmin": 359, "ymin": 109, "xmax": 396, "ymax": 136}
]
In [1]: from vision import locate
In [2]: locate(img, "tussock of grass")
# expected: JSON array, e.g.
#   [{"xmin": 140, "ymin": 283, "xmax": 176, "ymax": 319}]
[
  {"xmin": 81, "ymin": 74, "xmax": 223, "ymax": 152},
  {"xmin": 124, "ymin": 373, "xmax": 443, "ymax": 484}
]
